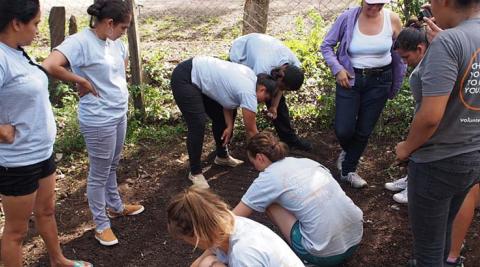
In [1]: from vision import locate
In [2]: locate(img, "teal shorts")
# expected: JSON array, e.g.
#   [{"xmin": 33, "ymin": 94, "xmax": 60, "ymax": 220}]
[{"xmin": 290, "ymin": 221, "xmax": 358, "ymax": 267}]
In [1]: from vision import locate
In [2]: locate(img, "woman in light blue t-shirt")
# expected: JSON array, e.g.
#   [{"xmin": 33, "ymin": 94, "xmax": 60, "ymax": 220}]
[
  {"xmin": 233, "ymin": 132, "xmax": 363, "ymax": 267},
  {"xmin": 167, "ymin": 187, "xmax": 304, "ymax": 267},
  {"xmin": 0, "ymin": 0, "xmax": 91, "ymax": 266},
  {"xmin": 43, "ymin": 0, "xmax": 144, "ymax": 247}
]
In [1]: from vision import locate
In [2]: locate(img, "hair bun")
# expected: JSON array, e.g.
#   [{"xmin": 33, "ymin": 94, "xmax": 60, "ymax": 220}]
[{"xmin": 87, "ymin": 0, "xmax": 107, "ymax": 17}]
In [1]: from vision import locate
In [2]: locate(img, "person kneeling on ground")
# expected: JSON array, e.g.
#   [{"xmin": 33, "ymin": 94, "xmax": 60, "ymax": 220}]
[
  {"xmin": 233, "ymin": 132, "xmax": 363, "ymax": 267},
  {"xmin": 170, "ymin": 56, "xmax": 276, "ymax": 189},
  {"xmin": 167, "ymin": 187, "xmax": 304, "ymax": 267}
]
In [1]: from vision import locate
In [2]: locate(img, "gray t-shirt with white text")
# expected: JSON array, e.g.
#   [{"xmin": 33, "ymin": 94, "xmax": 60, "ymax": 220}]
[{"xmin": 411, "ymin": 18, "xmax": 480, "ymax": 163}]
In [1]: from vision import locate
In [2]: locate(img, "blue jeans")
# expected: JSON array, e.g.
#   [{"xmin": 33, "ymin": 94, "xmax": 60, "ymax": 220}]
[
  {"xmin": 80, "ymin": 116, "xmax": 127, "ymax": 231},
  {"xmin": 335, "ymin": 68, "xmax": 391, "ymax": 175},
  {"xmin": 408, "ymin": 151, "xmax": 480, "ymax": 267}
]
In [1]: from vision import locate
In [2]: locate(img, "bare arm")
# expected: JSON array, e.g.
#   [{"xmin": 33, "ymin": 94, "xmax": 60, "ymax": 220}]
[
  {"xmin": 190, "ymin": 249, "xmax": 221, "ymax": 267},
  {"xmin": 221, "ymin": 108, "xmax": 235, "ymax": 146},
  {"xmin": 42, "ymin": 51, "xmax": 97, "ymax": 97},
  {"xmin": 268, "ymin": 90, "xmax": 283, "ymax": 119},
  {"xmin": 390, "ymin": 11, "xmax": 402, "ymax": 39},
  {"xmin": 396, "ymin": 95, "xmax": 450, "ymax": 161},
  {"xmin": 0, "ymin": 124, "xmax": 15, "ymax": 144},
  {"xmin": 232, "ymin": 201, "xmax": 254, "ymax": 217},
  {"xmin": 242, "ymin": 108, "xmax": 258, "ymax": 139}
]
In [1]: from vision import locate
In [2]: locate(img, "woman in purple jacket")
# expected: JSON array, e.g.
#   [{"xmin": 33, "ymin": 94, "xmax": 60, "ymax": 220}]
[{"xmin": 320, "ymin": 0, "xmax": 406, "ymax": 188}]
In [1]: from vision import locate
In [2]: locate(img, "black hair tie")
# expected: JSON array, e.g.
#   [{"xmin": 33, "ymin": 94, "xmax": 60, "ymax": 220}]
[{"xmin": 17, "ymin": 46, "xmax": 48, "ymax": 76}]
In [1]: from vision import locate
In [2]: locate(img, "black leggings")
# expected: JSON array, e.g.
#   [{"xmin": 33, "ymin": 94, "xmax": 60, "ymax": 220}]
[{"xmin": 170, "ymin": 59, "xmax": 230, "ymax": 174}]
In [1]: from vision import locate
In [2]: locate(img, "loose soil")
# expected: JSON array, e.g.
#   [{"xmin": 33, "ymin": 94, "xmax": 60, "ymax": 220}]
[{"xmin": 14, "ymin": 129, "xmax": 480, "ymax": 267}]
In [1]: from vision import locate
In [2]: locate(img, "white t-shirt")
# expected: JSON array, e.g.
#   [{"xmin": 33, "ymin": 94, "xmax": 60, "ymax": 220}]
[
  {"xmin": 191, "ymin": 56, "xmax": 258, "ymax": 113},
  {"xmin": 214, "ymin": 216, "xmax": 304, "ymax": 267},
  {"xmin": 0, "ymin": 43, "xmax": 56, "ymax": 167},
  {"xmin": 55, "ymin": 28, "xmax": 129, "ymax": 127},
  {"xmin": 242, "ymin": 157, "xmax": 363, "ymax": 257},
  {"xmin": 229, "ymin": 33, "xmax": 301, "ymax": 75}
]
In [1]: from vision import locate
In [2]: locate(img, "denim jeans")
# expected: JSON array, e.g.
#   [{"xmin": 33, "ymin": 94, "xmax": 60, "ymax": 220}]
[
  {"xmin": 170, "ymin": 59, "xmax": 229, "ymax": 174},
  {"xmin": 80, "ymin": 116, "xmax": 126, "ymax": 231},
  {"xmin": 408, "ymin": 151, "xmax": 480, "ymax": 267},
  {"xmin": 335, "ymin": 68, "xmax": 392, "ymax": 175}
]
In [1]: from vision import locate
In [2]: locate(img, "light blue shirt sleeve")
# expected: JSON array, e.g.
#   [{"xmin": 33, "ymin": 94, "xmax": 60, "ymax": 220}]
[
  {"xmin": 239, "ymin": 92, "xmax": 258, "ymax": 113},
  {"xmin": 241, "ymin": 172, "xmax": 280, "ymax": 212},
  {"xmin": 230, "ymin": 249, "xmax": 266, "ymax": 267},
  {"xmin": 55, "ymin": 36, "xmax": 85, "ymax": 68},
  {"xmin": 118, "ymin": 41, "xmax": 129, "ymax": 61}
]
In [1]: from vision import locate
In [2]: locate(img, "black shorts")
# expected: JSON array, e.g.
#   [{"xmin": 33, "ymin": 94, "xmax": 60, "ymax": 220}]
[{"xmin": 0, "ymin": 154, "xmax": 56, "ymax": 196}]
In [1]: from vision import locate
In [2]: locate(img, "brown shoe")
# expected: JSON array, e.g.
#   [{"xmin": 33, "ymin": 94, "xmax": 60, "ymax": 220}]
[
  {"xmin": 95, "ymin": 228, "xmax": 118, "ymax": 246},
  {"xmin": 107, "ymin": 204, "xmax": 145, "ymax": 219}
]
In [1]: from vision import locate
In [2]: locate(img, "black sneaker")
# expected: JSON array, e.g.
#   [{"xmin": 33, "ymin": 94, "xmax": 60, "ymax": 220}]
[
  {"xmin": 288, "ymin": 139, "xmax": 312, "ymax": 152},
  {"xmin": 445, "ymin": 256, "xmax": 465, "ymax": 267}
]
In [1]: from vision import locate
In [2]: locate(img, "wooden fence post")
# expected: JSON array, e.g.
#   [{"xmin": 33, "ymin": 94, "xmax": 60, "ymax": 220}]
[
  {"xmin": 48, "ymin": 6, "xmax": 66, "ymax": 50},
  {"xmin": 126, "ymin": 0, "xmax": 145, "ymax": 119},
  {"xmin": 242, "ymin": 0, "xmax": 270, "ymax": 34},
  {"xmin": 69, "ymin": 15, "xmax": 78, "ymax": 35}
]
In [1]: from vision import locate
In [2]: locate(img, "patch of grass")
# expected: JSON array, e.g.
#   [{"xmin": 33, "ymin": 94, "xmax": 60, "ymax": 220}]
[
  {"xmin": 53, "ymin": 92, "xmax": 85, "ymax": 154},
  {"xmin": 126, "ymin": 119, "xmax": 186, "ymax": 144}
]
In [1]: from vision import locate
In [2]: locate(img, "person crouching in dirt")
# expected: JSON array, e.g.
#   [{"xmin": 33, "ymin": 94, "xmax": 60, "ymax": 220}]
[
  {"xmin": 233, "ymin": 132, "xmax": 363, "ymax": 267},
  {"xmin": 170, "ymin": 56, "xmax": 276, "ymax": 189},
  {"xmin": 229, "ymin": 33, "xmax": 311, "ymax": 152},
  {"xmin": 42, "ymin": 0, "xmax": 145, "ymax": 247},
  {"xmin": 167, "ymin": 187, "xmax": 305, "ymax": 267}
]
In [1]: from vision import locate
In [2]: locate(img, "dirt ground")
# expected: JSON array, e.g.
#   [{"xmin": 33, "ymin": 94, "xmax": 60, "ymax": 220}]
[{"xmin": 15, "ymin": 129, "xmax": 480, "ymax": 267}]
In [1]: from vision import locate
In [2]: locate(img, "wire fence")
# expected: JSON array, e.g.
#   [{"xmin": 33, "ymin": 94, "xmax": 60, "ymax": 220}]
[{"xmin": 39, "ymin": 0, "xmax": 356, "ymax": 60}]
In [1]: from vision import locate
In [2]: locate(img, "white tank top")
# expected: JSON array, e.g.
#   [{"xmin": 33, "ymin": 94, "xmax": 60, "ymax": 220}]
[{"xmin": 348, "ymin": 9, "xmax": 393, "ymax": 69}]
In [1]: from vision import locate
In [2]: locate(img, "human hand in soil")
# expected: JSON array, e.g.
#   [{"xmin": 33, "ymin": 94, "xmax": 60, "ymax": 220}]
[
  {"xmin": 336, "ymin": 69, "xmax": 353, "ymax": 89},
  {"xmin": 0, "ymin": 124, "xmax": 15, "ymax": 144},
  {"xmin": 221, "ymin": 127, "xmax": 233, "ymax": 147},
  {"xmin": 77, "ymin": 78, "xmax": 98, "ymax": 98},
  {"xmin": 395, "ymin": 141, "xmax": 410, "ymax": 162}
]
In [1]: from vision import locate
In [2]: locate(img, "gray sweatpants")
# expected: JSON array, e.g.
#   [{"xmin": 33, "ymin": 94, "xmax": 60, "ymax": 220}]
[{"xmin": 80, "ymin": 116, "xmax": 126, "ymax": 231}]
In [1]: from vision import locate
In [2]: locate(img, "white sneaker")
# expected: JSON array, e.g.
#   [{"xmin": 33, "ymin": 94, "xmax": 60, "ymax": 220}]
[
  {"xmin": 340, "ymin": 172, "xmax": 367, "ymax": 188},
  {"xmin": 214, "ymin": 155, "xmax": 244, "ymax": 167},
  {"xmin": 337, "ymin": 150, "xmax": 346, "ymax": 171},
  {"xmin": 393, "ymin": 188, "xmax": 408, "ymax": 204},
  {"xmin": 188, "ymin": 172, "xmax": 210, "ymax": 189},
  {"xmin": 385, "ymin": 175, "xmax": 408, "ymax": 192}
]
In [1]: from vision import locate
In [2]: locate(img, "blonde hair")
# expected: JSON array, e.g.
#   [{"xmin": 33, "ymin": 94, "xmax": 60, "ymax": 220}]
[
  {"xmin": 247, "ymin": 132, "xmax": 288, "ymax": 162},
  {"xmin": 167, "ymin": 187, "xmax": 234, "ymax": 249}
]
